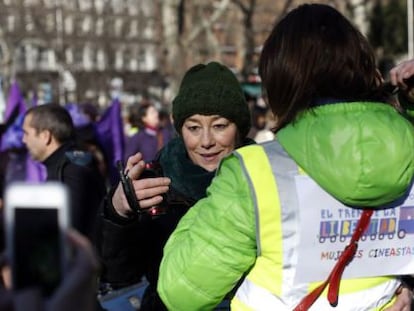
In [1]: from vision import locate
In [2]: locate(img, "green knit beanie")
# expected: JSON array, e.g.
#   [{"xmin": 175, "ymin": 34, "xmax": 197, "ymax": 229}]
[{"xmin": 172, "ymin": 62, "xmax": 251, "ymax": 138}]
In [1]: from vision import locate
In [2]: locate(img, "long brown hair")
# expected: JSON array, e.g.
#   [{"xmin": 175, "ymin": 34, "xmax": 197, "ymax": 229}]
[{"xmin": 259, "ymin": 4, "xmax": 385, "ymax": 131}]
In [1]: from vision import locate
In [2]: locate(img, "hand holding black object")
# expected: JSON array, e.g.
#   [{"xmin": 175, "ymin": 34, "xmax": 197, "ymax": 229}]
[
  {"xmin": 117, "ymin": 160, "xmax": 168, "ymax": 218},
  {"xmin": 116, "ymin": 160, "xmax": 141, "ymax": 214}
]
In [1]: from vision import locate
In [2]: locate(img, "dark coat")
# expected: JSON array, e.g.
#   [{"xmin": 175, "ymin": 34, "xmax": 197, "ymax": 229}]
[
  {"xmin": 97, "ymin": 137, "xmax": 255, "ymax": 310},
  {"xmin": 43, "ymin": 143, "xmax": 107, "ymax": 239}
]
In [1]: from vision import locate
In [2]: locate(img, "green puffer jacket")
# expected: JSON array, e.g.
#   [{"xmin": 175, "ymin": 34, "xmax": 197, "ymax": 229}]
[{"xmin": 158, "ymin": 102, "xmax": 414, "ymax": 310}]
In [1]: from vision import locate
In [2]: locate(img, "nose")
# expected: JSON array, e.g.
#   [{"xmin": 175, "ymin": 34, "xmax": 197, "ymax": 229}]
[{"xmin": 200, "ymin": 129, "xmax": 215, "ymax": 149}]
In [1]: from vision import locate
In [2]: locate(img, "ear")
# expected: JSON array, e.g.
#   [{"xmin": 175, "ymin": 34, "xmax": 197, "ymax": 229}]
[{"xmin": 40, "ymin": 130, "xmax": 53, "ymax": 146}]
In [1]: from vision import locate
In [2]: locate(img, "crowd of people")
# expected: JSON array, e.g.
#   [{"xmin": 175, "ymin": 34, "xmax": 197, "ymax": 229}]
[{"xmin": 1, "ymin": 3, "xmax": 414, "ymax": 311}]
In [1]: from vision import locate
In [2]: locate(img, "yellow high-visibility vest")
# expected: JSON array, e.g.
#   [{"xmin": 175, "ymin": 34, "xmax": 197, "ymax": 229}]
[{"xmin": 231, "ymin": 142, "xmax": 399, "ymax": 311}]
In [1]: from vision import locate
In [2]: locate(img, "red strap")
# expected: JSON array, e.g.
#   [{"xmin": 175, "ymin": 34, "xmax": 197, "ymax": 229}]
[{"xmin": 293, "ymin": 209, "xmax": 373, "ymax": 311}]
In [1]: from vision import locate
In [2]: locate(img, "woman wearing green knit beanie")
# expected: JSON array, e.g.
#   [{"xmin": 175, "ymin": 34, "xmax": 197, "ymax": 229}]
[
  {"xmin": 97, "ymin": 61, "xmax": 255, "ymax": 310},
  {"xmin": 172, "ymin": 62, "xmax": 251, "ymax": 139}
]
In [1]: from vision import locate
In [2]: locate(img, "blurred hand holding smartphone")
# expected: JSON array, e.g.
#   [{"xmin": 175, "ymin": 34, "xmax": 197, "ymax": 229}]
[{"xmin": 4, "ymin": 182, "xmax": 70, "ymax": 297}]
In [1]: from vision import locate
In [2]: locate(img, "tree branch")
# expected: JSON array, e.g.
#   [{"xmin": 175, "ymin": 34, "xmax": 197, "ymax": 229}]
[
  {"xmin": 232, "ymin": 0, "xmax": 248, "ymax": 14},
  {"xmin": 183, "ymin": 0, "xmax": 231, "ymax": 46}
]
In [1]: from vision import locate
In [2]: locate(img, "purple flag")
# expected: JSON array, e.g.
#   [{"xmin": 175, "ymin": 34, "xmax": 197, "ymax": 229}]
[
  {"xmin": 0, "ymin": 114, "xmax": 25, "ymax": 151},
  {"xmin": 31, "ymin": 92, "xmax": 38, "ymax": 107},
  {"xmin": 1, "ymin": 82, "xmax": 46, "ymax": 182},
  {"xmin": 65, "ymin": 103, "xmax": 91, "ymax": 128},
  {"xmin": 95, "ymin": 98, "xmax": 124, "ymax": 185},
  {"xmin": 25, "ymin": 154, "xmax": 47, "ymax": 182},
  {"xmin": 2, "ymin": 150, "xmax": 46, "ymax": 184},
  {"xmin": 1, "ymin": 82, "xmax": 26, "ymax": 151},
  {"xmin": 4, "ymin": 81, "xmax": 26, "ymax": 121}
]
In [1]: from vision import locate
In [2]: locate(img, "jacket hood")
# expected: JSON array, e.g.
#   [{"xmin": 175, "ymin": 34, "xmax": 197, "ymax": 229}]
[{"xmin": 277, "ymin": 102, "xmax": 414, "ymax": 208}]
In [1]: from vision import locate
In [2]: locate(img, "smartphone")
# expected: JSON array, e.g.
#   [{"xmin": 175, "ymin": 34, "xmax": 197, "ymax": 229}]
[{"xmin": 4, "ymin": 182, "xmax": 70, "ymax": 297}]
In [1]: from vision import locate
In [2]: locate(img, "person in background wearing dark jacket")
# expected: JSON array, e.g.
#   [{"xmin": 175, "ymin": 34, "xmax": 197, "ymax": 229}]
[
  {"xmin": 123, "ymin": 102, "xmax": 163, "ymax": 163},
  {"xmin": 22, "ymin": 104, "xmax": 107, "ymax": 240},
  {"xmin": 98, "ymin": 61, "xmax": 254, "ymax": 310}
]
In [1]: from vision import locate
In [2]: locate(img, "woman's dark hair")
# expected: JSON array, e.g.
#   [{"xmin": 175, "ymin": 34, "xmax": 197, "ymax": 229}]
[
  {"xmin": 128, "ymin": 102, "xmax": 154, "ymax": 129},
  {"xmin": 259, "ymin": 4, "xmax": 385, "ymax": 131}
]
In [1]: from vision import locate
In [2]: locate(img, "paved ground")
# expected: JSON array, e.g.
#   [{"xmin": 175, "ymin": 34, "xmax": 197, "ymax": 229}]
[{"xmin": 97, "ymin": 278, "xmax": 230, "ymax": 310}]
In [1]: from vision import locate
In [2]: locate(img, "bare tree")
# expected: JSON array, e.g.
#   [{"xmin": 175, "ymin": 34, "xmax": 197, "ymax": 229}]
[
  {"xmin": 232, "ymin": 0, "xmax": 256, "ymax": 79},
  {"xmin": 160, "ymin": 0, "xmax": 232, "ymax": 95},
  {"xmin": 230, "ymin": 0, "xmax": 295, "ymax": 80}
]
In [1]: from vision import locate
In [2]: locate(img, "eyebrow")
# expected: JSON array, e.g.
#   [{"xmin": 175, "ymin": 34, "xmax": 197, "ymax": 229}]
[{"xmin": 185, "ymin": 115, "xmax": 224, "ymax": 123}]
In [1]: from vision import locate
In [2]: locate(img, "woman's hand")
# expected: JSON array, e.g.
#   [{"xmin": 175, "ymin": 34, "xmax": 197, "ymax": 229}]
[
  {"xmin": 45, "ymin": 230, "xmax": 99, "ymax": 311},
  {"xmin": 3, "ymin": 230, "xmax": 100, "ymax": 311},
  {"xmin": 112, "ymin": 152, "xmax": 171, "ymax": 218},
  {"xmin": 389, "ymin": 59, "xmax": 414, "ymax": 101},
  {"xmin": 390, "ymin": 59, "xmax": 414, "ymax": 87}
]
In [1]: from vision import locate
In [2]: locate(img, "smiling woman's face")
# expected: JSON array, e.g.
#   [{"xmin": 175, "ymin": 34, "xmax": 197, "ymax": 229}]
[{"xmin": 181, "ymin": 114, "xmax": 239, "ymax": 172}]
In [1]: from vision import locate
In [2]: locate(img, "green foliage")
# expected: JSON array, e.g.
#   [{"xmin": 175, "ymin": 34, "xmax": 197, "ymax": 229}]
[{"xmin": 368, "ymin": 0, "xmax": 408, "ymax": 56}]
